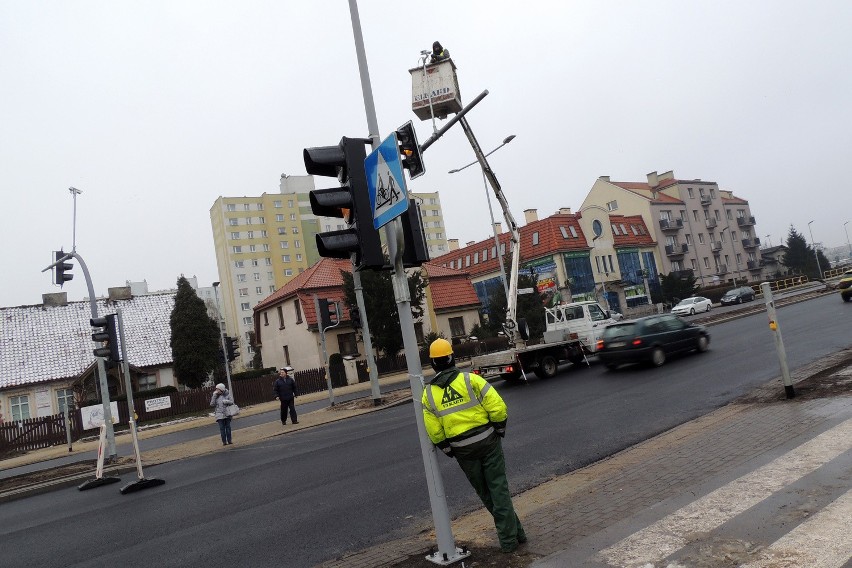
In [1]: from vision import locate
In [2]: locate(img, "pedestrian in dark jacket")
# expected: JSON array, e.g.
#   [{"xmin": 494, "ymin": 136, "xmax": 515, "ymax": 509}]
[
  {"xmin": 210, "ymin": 383, "xmax": 234, "ymax": 445},
  {"xmin": 273, "ymin": 367, "xmax": 299, "ymax": 425}
]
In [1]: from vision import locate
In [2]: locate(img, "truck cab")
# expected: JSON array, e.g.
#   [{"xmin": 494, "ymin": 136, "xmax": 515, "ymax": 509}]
[{"xmin": 543, "ymin": 301, "xmax": 619, "ymax": 354}]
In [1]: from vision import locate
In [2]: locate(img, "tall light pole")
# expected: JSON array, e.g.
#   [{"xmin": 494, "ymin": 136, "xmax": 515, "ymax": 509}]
[
  {"xmin": 211, "ymin": 282, "xmax": 233, "ymax": 397},
  {"xmin": 764, "ymin": 234, "xmax": 772, "ymax": 248},
  {"xmin": 844, "ymin": 221, "xmax": 851, "ymax": 258},
  {"xmin": 449, "ymin": 134, "xmax": 516, "ymax": 301},
  {"xmin": 807, "ymin": 220, "xmax": 823, "ymax": 279}
]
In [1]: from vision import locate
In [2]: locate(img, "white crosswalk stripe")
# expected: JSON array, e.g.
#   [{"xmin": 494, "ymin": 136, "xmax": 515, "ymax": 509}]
[{"xmin": 596, "ymin": 417, "xmax": 852, "ymax": 567}]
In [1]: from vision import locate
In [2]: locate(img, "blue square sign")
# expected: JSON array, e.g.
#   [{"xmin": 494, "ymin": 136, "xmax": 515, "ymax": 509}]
[{"xmin": 364, "ymin": 132, "xmax": 409, "ymax": 230}]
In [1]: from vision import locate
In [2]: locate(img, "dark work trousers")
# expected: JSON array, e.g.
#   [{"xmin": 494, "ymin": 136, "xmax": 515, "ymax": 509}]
[
  {"xmin": 456, "ymin": 439, "xmax": 525, "ymax": 551},
  {"xmin": 279, "ymin": 398, "xmax": 297, "ymax": 424},
  {"xmin": 217, "ymin": 417, "xmax": 232, "ymax": 444}
]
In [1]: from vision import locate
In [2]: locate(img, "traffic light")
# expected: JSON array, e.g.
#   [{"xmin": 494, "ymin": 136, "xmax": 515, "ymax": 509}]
[
  {"xmin": 305, "ymin": 137, "xmax": 384, "ymax": 271},
  {"xmin": 317, "ymin": 299, "xmax": 338, "ymax": 329},
  {"xmin": 217, "ymin": 348, "xmax": 226, "ymax": 363},
  {"xmin": 400, "ymin": 199, "xmax": 429, "ymax": 267},
  {"xmin": 396, "ymin": 121, "xmax": 425, "ymax": 179},
  {"xmin": 54, "ymin": 250, "xmax": 74, "ymax": 287},
  {"xmin": 91, "ymin": 314, "xmax": 120, "ymax": 363},
  {"xmin": 225, "ymin": 336, "xmax": 240, "ymax": 362},
  {"xmin": 349, "ymin": 306, "xmax": 362, "ymax": 329}
]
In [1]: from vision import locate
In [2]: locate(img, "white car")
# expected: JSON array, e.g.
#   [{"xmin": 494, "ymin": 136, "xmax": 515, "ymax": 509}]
[{"xmin": 671, "ymin": 296, "xmax": 712, "ymax": 316}]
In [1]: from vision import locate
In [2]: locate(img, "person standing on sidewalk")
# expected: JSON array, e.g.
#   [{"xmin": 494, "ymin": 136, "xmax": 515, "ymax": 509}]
[
  {"xmin": 210, "ymin": 383, "xmax": 234, "ymax": 446},
  {"xmin": 273, "ymin": 367, "xmax": 299, "ymax": 425},
  {"xmin": 421, "ymin": 338, "xmax": 526, "ymax": 553}
]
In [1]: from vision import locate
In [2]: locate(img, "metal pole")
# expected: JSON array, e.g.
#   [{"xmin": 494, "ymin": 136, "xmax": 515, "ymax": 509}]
[
  {"xmin": 64, "ymin": 407, "xmax": 73, "ymax": 452},
  {"xmin": 761, "ymin": 283, "xmax": 794, "ymax": 399},
  {"xmin": 807, "ymin": 221, "xmax": 823, "ymax": 279},
  {"xmin": 116, "ymin": 308, "xmax": 135, "ymax": 420},
  {"xmin": 69, "ymin": 187, "xmax": 82, "ymax": 252},
  {"xmin": 313, "ymin": 294, "xmax": 335, "ymax": 406},
  {"xmin": 212, "ymin": 283, "xmax": 234, "ymax": 398},
  {"xmin": 352, "ymin": 268, "xmax": 382, "ymax": 404},
  {"xmin": 484, "ymin": 169, "xmax": 510, "ymax": 301},
  {"xmin": 348, "ymin": 1, "xmax": 465, "ymax": 563},
  {"xmin": 844, "ymin": 221, "xmax": 851, "ymax": 258}
]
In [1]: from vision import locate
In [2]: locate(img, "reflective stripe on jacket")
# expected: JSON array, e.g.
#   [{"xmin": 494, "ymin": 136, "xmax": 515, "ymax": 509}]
[{"xmin": 421, "ymin": 371, "xmax": 507, "ymax": 448}]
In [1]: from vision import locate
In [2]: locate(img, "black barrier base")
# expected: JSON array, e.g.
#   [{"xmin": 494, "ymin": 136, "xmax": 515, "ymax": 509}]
[
  {"xmin": 120, "ymin": 478, "xmax": 166, "ymax": 494},
  {"xmin": 78, "ymin": 476, "xmax": 122, "ymax": 491}
]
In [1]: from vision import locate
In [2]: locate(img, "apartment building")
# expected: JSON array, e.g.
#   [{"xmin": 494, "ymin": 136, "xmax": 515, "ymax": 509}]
[
  {"xmin": 582, "ymin": 171, "xmax": 763, "ymax": 287},
  {"xmin": 412, "ymin": 191, "xmax": 450, "ymax": 258}
]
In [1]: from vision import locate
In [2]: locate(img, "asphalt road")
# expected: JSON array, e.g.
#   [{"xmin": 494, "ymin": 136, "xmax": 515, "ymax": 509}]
[{"xmin": 1, "ymin": 292, "xmax": 847, "ymax": 568}]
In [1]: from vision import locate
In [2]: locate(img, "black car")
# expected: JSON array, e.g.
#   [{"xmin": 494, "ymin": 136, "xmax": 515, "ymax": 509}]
[
  {"xmin": 720, "ymin": 286, "xmax": 756, "ymax": 305},
  {"xmin": 596, "ymin": 314, "xmax": 710, "ymax": 369}
]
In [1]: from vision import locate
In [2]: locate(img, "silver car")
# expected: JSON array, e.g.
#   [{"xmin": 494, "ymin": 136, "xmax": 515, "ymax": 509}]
[{"xmin": 671, "ymin": 296, "xmax": 712, "ymax": 316}]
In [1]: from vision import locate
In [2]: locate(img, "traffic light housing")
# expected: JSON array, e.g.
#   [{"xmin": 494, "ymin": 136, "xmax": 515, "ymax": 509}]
[
  {"xmin": 305, "ymin": 137, "xmax": 384, "ymax": 271},
  {"xmin": 400, "ymin": 199, "xmax": 429, "ymax": 267},
  {"xmin": 349, "ymin": 306, "xmax": 362, "ymax": 329},
  {"xmin": 91, "ymin": 314, "xmax": 120, "ymax": 363},
  {"xmin": 317, "ymin": 299, "xmax": 338, "ymax": 329},
  {"xmin": 396, "ymin": 121, "xmax": 425, "ymax": 179},
  {"xmin": 225, "ymin": 336, "xmax": 240, "ymax": 362},
  {"xmin": 54, "ymin": 250, "xmax": 74, "ymax": 287}
]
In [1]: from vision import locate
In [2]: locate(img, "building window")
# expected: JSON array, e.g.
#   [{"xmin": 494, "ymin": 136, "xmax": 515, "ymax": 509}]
[
  {"xmin": 257, "ymin": 203, "xmax": 264, "ymax": 211},
  {"xmin": 257, "ymin": 216, "xmax": 265, "ymax": 223},
  {"xmin": 263, "ymin": 312, "xmax": 269, "ymax": 326},
  {"xmin": 243, "ymin": 316, "xmax": 253, "ymax": 325},
  {"xmin": 532, "ymin": 232, "xmax": 539, "ymax": 245},
  {"xmin": 232, "ymin": 246, "xmax": 242, "ymax": 253},
  {"xmin": 606, "ymin": 200, "xmax": 618, "ymax": 211},
  {"xmin": 261, "ymin": 230, "xmax": 268, "ymax": 237},
  {"xmin": 620, "ymin": 224, "xmax": 628, "ymax": 234},
  {"xmin": 265, "ymin": 258, "xmax": 272, "ymax": 266},
  {"xmin": 449, "ymin": 317, "xmax": 466, "ymax": 338},
  {"xmin": 274, "ymin": 200, "xmax": 282, "ymax": 208},
  {"xmin": 282, "ymin": 254, "xmax": 290, "ymax": 262},
  {"xmin": 292, "ymin": 227, "xmax": 299, "ymax": 234},
  {"xmin": 11, "ymin": 395, "xmax": 31, "ymax": 421},
  {"xmin": 262, "ymin": 244, "xmax": 269, "ymax": 252},
  {"xmin": 296, "ymin": 254, "xmax": 302, "ymax": 261},
  {"xmin": 246, "ymin": 217, "xmax": 253, "ymax": 225},
  {"xmin": 229, "ymin": 218, "xmax": 238, "ymax": 226},
  {"xmin": 465, "ymin": 255, "xmax": 471, "ymax": 267},
  {"xmin": 251, "ymin": 259, "xmax": 259, "ymax": 267},
  {"xmin": 569, "ymin": 226, "xmax": 578, "ymax": 238},
  {"xmin": 227, "ymin": 204, "xmax": 236, "ymax": 212},
  {"xmin": 703, "ymin": 257, "xmax": 710, "ymax": 269},
  {"xmin": 277, "ymin": 306, "xmax": 285, "ymax": 328},
  {"xmin": 685, "ymin": 234, "xmax": 692, "ymax": 245},
  {"xmin": 284, "ymin": 269, "xmax": 293, "ymax": 276},
  {"xmin": 290, "ymin": 213, "xmax": 297, "ymax": 221},
  {"xmin": 249, "ymin": 245, "xmax": 256, "ymax": 252},
  {"xmin": 474, "ymin": 252, "xmax": 479, "ymax": 264},
  {"xmin": 280, "ymin": 241, "xmax": 289, "ymax": 249},
  {"xmin": 295, "ymin": 299, "xmax": 303, "ymax": 323},
  {"xmin": 276, "ymin": 214, "xmax": 284, "ymax": 222},
  {"xmin": 698, "ymin": 233, "xmax": 705, "ymax": 245},
  {"xmin": 239, "ymin": 288, "xmax": 248, "ymax": 297},
  {"xmin": 611, "ymin": 224, "xmax": 620, "ymax": 236},
  {"xmin": 240, "ymin": 302, "xmax": 250, "ymax": 310},
  {"xmin": 237, "ymin": 274, "xmax": 246, "ymax": 282},
  {"xmin": 294, "ymin": 240, "xmax": 301, "ymax": 248},
  {"xmin": 337, "ymin": 332, "xmax": 358, "ymax": 356},
  {"xmin": 56, "ymin": 389, "xmax": 75, "ymax": 413},
  {"xmin": 269, "ymin": 285, "xmax": 275, "ymax": 293},
  {"xmin": 255, "ymin": 287, "xmax": 263, "ymax": 294},
  {"xmin": 137, "ymin": 376, "xmax": 157, "ymax": 391},
  {"xmin": 245, "ymin": 231, "xmax": 253, "ymax": 239},
  {"xmin": 231, "ymin": 232, "xmax": 240, "ymax": 239},
  {"xmin": 278, "ymin": 227, "xmax": 286, "ymax": 235},
  {"xmin": 267, "ymin": 271, "xmax": 274, "ymax": 279},
  {"xmin": 687, "ymin": 188, "xmax": 694, "ymax": 198},
  {"xmin": 253, "ymin": 273, "xmax": 261, "ymax": 281},
  {"xmin": 691, "ymin": 259, "xmax": 697, "ymax": 270},
  {"xmin": 692, "ymin": 210, "xmax": 699, "ymax": 221},
  {"xmin": 234, "ymin": 260, "xmax": 244, "ymax": 268},
  {"xmin": 283, "ymin": 345, "xmax": 290, "ymax": 365}
]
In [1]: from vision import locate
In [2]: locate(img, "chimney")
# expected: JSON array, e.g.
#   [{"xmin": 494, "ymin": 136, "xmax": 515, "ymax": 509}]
[
  {"xmin": 493, "ymin": 222, "xmax": 503, "ymax": 234},
  {"xmin": 558, "ymin": 207, "xmax": 572, "ymax": 215},
  {"xmin": 448, "ymin": 239, "xmax": 459, "ymax": 251},
  {"xmin": 466, "ymin": 241, "xmax": 475, "ymax": 247},
  {"xmin": 646, "ymin": 171, "xmax": 659, "ymax": 188},
  {"xmin": 659, "ymin": 170, "xmax": 674, "ymax": 181},
  {"xmin": 42, "ymin": 292, "xmax": 68, "ymax": 307},
  {"xmin": 598, "ymin": 175, "xmax": 610, "ymax": 182},
  {"xmin": 108, "ymin": 286, "xmax": 132, "ymax": 301},
  {"xmin": 523, "ymin": 209, "xmax": 538, "ymax": 224}
]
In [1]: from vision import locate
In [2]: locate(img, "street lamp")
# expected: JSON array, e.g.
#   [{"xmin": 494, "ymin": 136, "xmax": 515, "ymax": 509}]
[
  {"xmin": 211, "ymin": 282, "xmax": 234, "ymax": 397},
  {"xmin": 764, "ymin": 234, "xmax": 772, "ymax": 248},
  {"xmin": 807, "ymin": 221, "xmax": 823, "ymax": 280},
  {"xmin": 448, "ymin": 135, "xmax": 516, "ymax": 302},
  {"xmin": 844, "ymin": 221, "xmax": 851, "ymax": 258}
]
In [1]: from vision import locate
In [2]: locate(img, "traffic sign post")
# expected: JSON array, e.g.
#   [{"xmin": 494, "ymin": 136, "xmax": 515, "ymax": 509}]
[{"xmin": 365, "ymin": 132, "xmax": 409, "ymax": 230}]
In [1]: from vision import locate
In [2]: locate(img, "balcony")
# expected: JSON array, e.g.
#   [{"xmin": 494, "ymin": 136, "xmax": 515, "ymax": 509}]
[
  {"xmin": 747, "ymin": 260, "xmax": 762, "ymax": 271},
  {"xmin": 672, "ymin": 269, "xmax": 695, "ymax": 280},
  {"xmin": 741, "ymin": 238, "xmax": 759, "ymax": 248},
  {"xmin": 659, "ymin": 218, "xmax": 683, "ymax": 231},
  {"xmin": 700, "ymin": 195, "xmax": 712, "ymax": 206},
  {"xmin": 736, "ymin": 215, "xmax": 756, "ymax": 227},
  {"xmin": 715, "ymin": 264, "xmax": 728, "ymax": 275},
  {"xmin": 665, "ymin": 243, "xmax": 687, "ymax": 257},
  {"xmin": 704, "ymin": 218, "xmax": 717, "ymax": 229},
  {"xmin": 710, "ymin": 241, "xmax": 723, "ymax": 252}
]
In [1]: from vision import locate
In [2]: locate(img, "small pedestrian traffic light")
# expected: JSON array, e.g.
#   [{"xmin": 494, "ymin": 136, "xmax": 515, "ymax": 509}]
[
  {"xmin": 225, "ymin": 336, "xmax": 240, "ymax": 362},
  {"xmin": 305, "ymin": 137, "xmax": 385, "ymax": 271},
  {"xmin": 317, "ymin": 299, "xmax": 339, "ymax": 329},
  {"xmin": 396, "ymin": 121, "xmax": 425, "ymax": 179},
  {"xmin": 350, "ymin": 306, "xmax": 362, "ymax": 329},
  {"xmin": 91, "ymin": 314, "xmax": 120, "ymax": 363},
  {"xmin": 54, "ymin": 250, "xmax": 74, "ymax": 287},
  {"xmin": 400, "ymin": 198, "xmax": 429, "ymax": 267}
]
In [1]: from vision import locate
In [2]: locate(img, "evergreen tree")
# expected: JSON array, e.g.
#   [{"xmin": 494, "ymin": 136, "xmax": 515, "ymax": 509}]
[
  {"xmin": 659, "ymin": 271, "xmax": 699, "ymax": 304},
  {"xmin": 170, "ymin": 276, "xmax": 221, "ymax": 389},
  {"xmin": 341, "ymin": 268, "xmax": 426, "ymax": 357},
  {"xmin": 782, "ymin": 225, "xmax": 830, "ymax": 278}
]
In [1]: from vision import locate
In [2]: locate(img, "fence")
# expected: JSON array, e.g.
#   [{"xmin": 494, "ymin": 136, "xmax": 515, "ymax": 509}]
[{"xmin": 0, "ymin": 365, "xmax": 348, "ymax": 458}]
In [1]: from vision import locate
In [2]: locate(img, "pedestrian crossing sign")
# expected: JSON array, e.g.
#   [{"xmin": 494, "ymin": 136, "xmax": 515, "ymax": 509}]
[{"xmin": 364, "ymin": 132, "xmax": 409, "ymax": 230}]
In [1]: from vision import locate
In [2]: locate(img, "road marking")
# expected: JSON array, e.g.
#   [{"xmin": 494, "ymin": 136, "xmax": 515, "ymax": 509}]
[
  {"xmin": 597, "ymin": 417, "xmax": 852, "ymax": 567},
  {"xmin": 740, "ymin": 487, "xmax": 852, "ymax": 568}
]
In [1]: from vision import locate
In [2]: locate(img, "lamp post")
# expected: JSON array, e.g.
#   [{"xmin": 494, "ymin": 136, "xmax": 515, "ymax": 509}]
[
  {"xmin": 211, "ymin": 282, "xmax": 233, "ymax": 397},
  {"xmin": 449, "ymin": 135, "xmax": 516, "ymax": 301},
  {"xmin": 764, "ymin": 234, "xmax": 772, "ymax": 248},
  {"xmin": 807, "ymin": 221, "xmax": 823, "ymax": 280},
  {"xmin": 844, "ymin": 221, "xmax": 851, "ymax": 258}
]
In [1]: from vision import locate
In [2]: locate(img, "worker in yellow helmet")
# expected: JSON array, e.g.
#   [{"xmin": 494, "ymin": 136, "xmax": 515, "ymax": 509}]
[{"xmin": 421, "ymin": 338, "xmax": 526, "ymax": 553}]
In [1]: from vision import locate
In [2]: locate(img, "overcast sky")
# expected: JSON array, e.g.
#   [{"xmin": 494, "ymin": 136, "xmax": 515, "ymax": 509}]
[{"xmin": 2, "ymin": 1, "xmax": 851, "ymax": 308}]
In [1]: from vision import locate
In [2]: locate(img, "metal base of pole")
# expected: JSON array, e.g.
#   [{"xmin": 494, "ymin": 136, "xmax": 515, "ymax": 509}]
[
  {"xmin": 424, "ymin": 547, "xmax": 471, "ymax": 566},
  {"xmin": 785, "ymin": 385, "xmax": 796, "ymax": 399},
  {"xmin": 78, "ymin": 476, "xmax": 121, "ymax": 491},
  {"xmin": 120, "ymin": 477, "xmax": 166, "ymax": 494}
]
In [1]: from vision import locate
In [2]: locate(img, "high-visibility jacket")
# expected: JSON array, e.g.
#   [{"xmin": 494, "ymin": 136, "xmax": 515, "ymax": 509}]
[{"xmin": 421, "ymin": 370, "xmax": 507, "ymax": 453}]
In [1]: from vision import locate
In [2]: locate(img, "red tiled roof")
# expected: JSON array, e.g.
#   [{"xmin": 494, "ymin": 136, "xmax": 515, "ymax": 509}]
[
  {"xmin": 255, "ymin": 258, "xmax": 350, "ymax": 312},
  {"xmin": 423, "ymin": 263, "xmax": 480, "ymax": 311},
  {"xmin": 721, "ymin": 195, "xmax": 749, "ymax": 205},
  {"xmin": 609, "ymin": 215, "xmax": 657, "ymax": 247}
]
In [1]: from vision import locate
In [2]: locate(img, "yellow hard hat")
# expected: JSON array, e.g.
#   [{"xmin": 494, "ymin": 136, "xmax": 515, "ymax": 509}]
[{"xmin": 429, "ymin": 338, "xmax": 453, "ymax": 358}]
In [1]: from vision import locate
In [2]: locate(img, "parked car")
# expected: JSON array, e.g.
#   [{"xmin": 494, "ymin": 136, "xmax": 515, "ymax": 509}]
[
  {"xmin": 671, "ymin": 296, "xmax": 712, "ymax": 315},
  {"xmin": 596, "ymin": 314, "xmax": 710, "ymax": 369},
  {"xmin": 839, "ymin": 270, "xmax": 852, "ymax": 302},
  {"xmin": 720, "ymin": 286, "xmax": 756, "ymax": 305}
]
